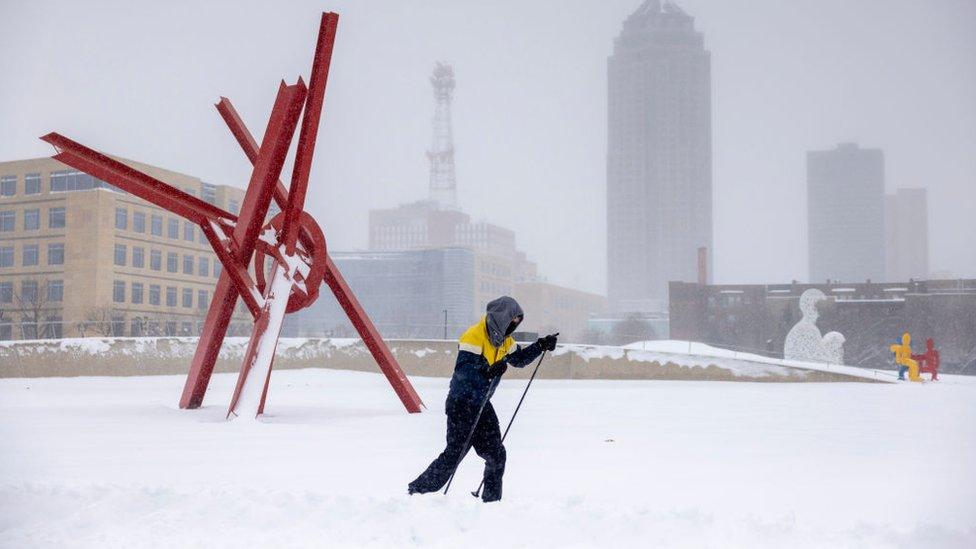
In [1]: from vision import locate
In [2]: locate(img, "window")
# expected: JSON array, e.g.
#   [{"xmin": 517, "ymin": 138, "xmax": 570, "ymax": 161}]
[
  {"xmin": 24, "ymin": 209, "xmax": 39, "ymax": 231},
  {"xmin": 22, "ymin": 244, "xmax": 39, "ymax": 266},
  {"xmin": 25, "ymin": 173, "xmax": 41, "ymax": 195},
  {"xmin": 0, "ymin": 281, "xmax": 12, "ymax": 303},
  {"xmin": 113, "ymin": 281, "xmax": 125, "ymax": 302},
  {"xmin": 50, "ymin": 170, "xmax": 111, "ymax": 193},
  {"xmin": 0, "ymin": 210, "xmax": 13, "ymax": 232},
  {"xmin": 182, "ymin": 288, "xmax": 193, "ymax": 308},
  {"xmin": 130, "ymin": 318, "xmax": 143, "ymax": 337},
  {"xmin": 111, "ymin": 315, "xmax": 125, "ymax": 336},
  {"xmin": 181, "ymin": 321, "xmax": 193, "ymax": 335},
  {"xmin": 114, "ymin": 244, "xmax": 127, "ymax": 266},
  {"xmin": 151, "ymin": 214, "xmax": 162, "ymax": 236},
  {"xmin": 131, "ymin": 282, "xmax": 144, "ymax": 304},
  {"xmin": 115, "ymin": 207, "xmax": 127, "ymax": 230},
  {"xmin": 47, "ymin": 315, "xmax": 63, "ymax": 338},
  {"xmin": 0, "ymin": 175, "xmax": 15, "ymax": 196},
  {"xmin": 133, "ymin": 211, "xmax": 146, "ymax": 233},
  {"xmin": 197, "ymin": 290, "xmax": 208, "ymax": 309},
  {"xmin": 228, "ymin": 200, "xmax": 240, "ymax": 214},
  {"xmin": 132, "ymin": 247, "xmax": 145, "ymax": 268},
  {"xmin": 213, "ymin": 261, "xmax": 222, "ymax": 278},
  {"xmin": 167, "ymin": 252, "xmax": 178, "ymax": 273},
  {"xmin": 183, "ymin": 255, "xmax": 193, "ymax": 274},
  {"xmin": 168, "ymin": 218, "xmax": 179, "ymax": 239},
  {"xmin": 166, "ymin": 286, "xmax": 177, "ymax": 307},
  {"xmin": 47, "ymin": 243, "xmax": 65, "ymax": 265},
  {"xmin": 183, "ymin": 222, "xmax": 194, "ymax": 241},
  {"xmin": 0, "ymin": 246, "xmax": 13, "ymax": 268},
  {"xmin": 47, "ymin": 280, "xmax": 64, "ymax": 302},
  {"xmin": 198, "ymin": 257, "xmax": 209, "ymax": 277},
  {"xmin": 21, "ymin": 280, "xmax": 38, "ymax": 302},
  {"xmin": 150, "ymin": 250, "xmax": 161, "ymax": 271},
  {"xmin": 48, "ymin": 207, "xmax": 66, "ymax": 228},
  {"xmin": 165, "ymin": 321, "xmax": 177, "ymax": 336},
  {"xmin": 149, "ymin": 284, "xmax": 160, "ymax": 306},
  {"xmin": 201, "ymin": 183, "xmax": 216, "ymax": 204},
  {"xmin": 199, "ymin": 229, "xmax": 206, "ymax": 244},
  {"xmin": 0, "ymin": 320, "xmax": 11, "ymax": 341}
]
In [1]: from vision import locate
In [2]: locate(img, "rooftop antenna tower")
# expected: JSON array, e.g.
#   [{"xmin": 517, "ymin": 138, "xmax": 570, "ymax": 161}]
[{"xmin": 427, "ymin": 62, "xmax": 457, "ymax": 210}]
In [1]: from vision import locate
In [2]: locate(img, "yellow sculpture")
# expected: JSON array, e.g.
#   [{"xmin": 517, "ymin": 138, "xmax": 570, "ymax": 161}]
[{"xmin": 889, "ymin": 332, "xmax": 921, "ymax": 382}]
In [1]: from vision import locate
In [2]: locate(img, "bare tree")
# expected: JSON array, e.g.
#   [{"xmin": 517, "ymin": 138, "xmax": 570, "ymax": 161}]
[
  {"xmin": 77, "ymin": 307, "xmax": 117, "ymax": 337},
  {"xmin": 15, "ymin": 279, "xmax": 54, "ymax": 339},
  {"xmin": 610, "ymin": 314, "xmax": 657, "ymax": 346}
]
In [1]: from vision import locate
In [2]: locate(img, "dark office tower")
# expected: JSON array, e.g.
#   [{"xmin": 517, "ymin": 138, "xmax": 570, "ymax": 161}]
[
  {"xmin": 807, "ymin": 143, "xmax": 886, "ymax": 283},
  {"xmin": 607, "ymin": 0, "xmax": 712, "ymax": 313}
]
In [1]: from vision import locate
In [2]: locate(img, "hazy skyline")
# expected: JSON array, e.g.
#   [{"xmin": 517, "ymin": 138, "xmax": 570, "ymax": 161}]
[{"xmin": 1, "ymin": 0, "xmax": 973, "ymax": 294}]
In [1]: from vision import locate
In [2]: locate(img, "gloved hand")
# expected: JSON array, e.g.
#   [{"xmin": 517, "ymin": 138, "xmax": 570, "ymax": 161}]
[
  {"xmin": 485, "ymin": 359, "xmax": 508, "ymax": 379},
  {"xmin": 538, "ymin": 333, "xmax": 559, "ymax": 352}
]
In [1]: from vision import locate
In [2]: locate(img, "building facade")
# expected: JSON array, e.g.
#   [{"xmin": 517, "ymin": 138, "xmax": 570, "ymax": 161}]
[
  {"xmin": 0, "ymin": 157, "xmax": 247, "ymax": 340},
  {"xmin": 885, "ymin": 188, "xmax": 929, "ymax": 282},
  {"xmin": 807, "ymin": 143, "xmax": 886, "ymax": 283},
  {"xmin": 282, "ymin": 248, "xmax": 476, "ymax": 340},
  {"xmin": 607, "ymin": 0, "xmax": 712, "ymax": 313},
  {"xmin": 670, "ymin": 279, "xmax": 976, "ymax": 374}
]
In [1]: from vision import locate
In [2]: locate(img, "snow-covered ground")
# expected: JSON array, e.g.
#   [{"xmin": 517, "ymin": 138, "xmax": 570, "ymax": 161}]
[{"xmin": 2, "ymin": 369, "xmax": 974, "ymax": 548}]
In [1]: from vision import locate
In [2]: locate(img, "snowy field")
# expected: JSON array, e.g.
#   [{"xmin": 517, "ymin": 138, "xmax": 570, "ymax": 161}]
[{"xmin": 1, "ymin": 369, "xmax": 974, "ymax": 548}]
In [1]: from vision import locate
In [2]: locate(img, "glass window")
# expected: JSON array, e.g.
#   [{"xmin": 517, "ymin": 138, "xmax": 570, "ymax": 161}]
[
  {"xmin": 183, "ymin": 255, "xmax": 193, "ymax": 274},
  {"xmin": 115, "ymin": 207, "xmax": 127, "ymax": 230},
  {"xmin": 47, "ymin": 315, "xmax": 63, "ymax": 338},
  {"xmin": 114, "ymin": 244, "xmax": 127, "ymax": 266},
  {"xmin": 21, "ymin": 280, "xmax": 38, "ymax": 302},
  {"xmin": 113, "ymin": 280, "xmax": 125, "ymax": 303},
  {"xmin": 213, "ymin": 261, "xmax": 222, "ymax": 278},
  {"xmin": 0, "ymin": 175, "xmax": 16, "ymax": 196},
  {"xmin": 201, "ymin": 183, "xmax": 216, "ymax": 204},
  {"xmin": 149, "ymin": 284, "xmax": 161, "ymax": 306},
  {"xmin": 130, "ymin": 318, "xmax": 143, "ymax": 337},
  {"xmin": 198, "ymin": 256, "xmax": 209, "ymax": 277},
  {"xmin": 0, "ymin": 211, "xmax": 13, "ymax": 232},
  {"xmin": 182, "ymin": 288, "xmax": 193, "ymax": 308},
  {"xmin": 47, "ymin": 280, "xmax": 64, "ymax": 302},
  {"xmin": 150, "ymin": 250, "xmax": 161, "ymax": 271},
  {"xmin": 24, "ymin": 209, "xmax": 40, "ymax": 231},
  {"xmin": 47, "ymin": 243, "xmax": 65, "ymax": 265},
  {"xmin": 0, "ymin": 281, "xmax": 12, "ymax": 303},
  {"xmin": 0, "ymin": 320, "xmax": 11, "ymax": 340},
  {"xmin": 131, "ymin": 282, "xmax": 144, "ymax": 304},
  {"xmin": 166, "ymin": 286, "xmax": 177, "ymax": 307},
  {"xmin": 151, "ymin": 214, "xmax": 163, "ymax": 236},
  {"xmin": 199, "ymin": 229, "xmax": 206, "ymax": 244},
  {"xmin": 132, "ymin": 247, "xmax": 145, "ymax": 268},
  {"xmin": 183, "ymin": 222, "xmax": 194, "ymax": 241},
  {"xmin": 133, "ymin": 211, "xmax": 146, "ymax": 233},
  {"xmin": 228, "ymin": 200, "xmax": 240, "ymax": 214},
  {"xmin": 197, "ymin": 290, "xmax": 208, "ymax": 309},
  {"xmin": 165, "ymin": 321, "xmax": 177, "ymax": 336},
  {"xmin": 48, "ymin": 207, "xmax": 66, "ymax": 228},
  {"xmin": 22, "ymin": 244, "xmax": 39, "ymax": 266},
  {"xmin": 0, "ymin": 246, "xmax": 13, "ymax": 268},
  {"xmin": 167, "ymin": 252, "xmax": 178, "ymax": 273},
  {"xmin": 25, "ymin": 173, "xmax": 41, "ymax": 195},
  {"xmin": 181, "ymin": 321, "xmax": 193, "ymax": 335},
  {"xmin": 168, "ymin": 218, "xmax": 179, "ymax": 239}
]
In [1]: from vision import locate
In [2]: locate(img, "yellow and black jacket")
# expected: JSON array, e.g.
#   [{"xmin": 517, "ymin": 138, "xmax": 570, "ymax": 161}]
[{"xmin": 447, "ymin": 316, "xmax": 543, "ymax": 404}]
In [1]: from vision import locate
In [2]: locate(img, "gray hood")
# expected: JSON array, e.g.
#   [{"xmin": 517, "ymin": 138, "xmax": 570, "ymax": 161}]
[{"xmin": 485, "ymin": 296, "xmax": 523, "ymax": 348}]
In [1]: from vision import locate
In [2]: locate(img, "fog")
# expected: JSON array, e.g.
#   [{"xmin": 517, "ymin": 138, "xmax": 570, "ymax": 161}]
[{"xmin": 1, "ymin": 0, "xmax": 973, "ymax": 294}]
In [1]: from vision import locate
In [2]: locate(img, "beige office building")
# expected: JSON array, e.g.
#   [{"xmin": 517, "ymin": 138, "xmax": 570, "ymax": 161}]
[{"xmin": 0, "ymin": 157, "xmax": 247, "ymax": 340}]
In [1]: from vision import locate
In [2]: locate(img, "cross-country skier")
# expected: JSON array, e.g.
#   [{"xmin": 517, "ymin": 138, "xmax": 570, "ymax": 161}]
[{"xmin": 408, "ymin": 296, "xmax": 558, "ymax": 502}]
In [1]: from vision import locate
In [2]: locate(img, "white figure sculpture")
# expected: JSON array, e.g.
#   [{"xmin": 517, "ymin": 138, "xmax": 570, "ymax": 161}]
[{"xmin": 783, "ymin": 288, "xmax": 845, "ymax": 364}]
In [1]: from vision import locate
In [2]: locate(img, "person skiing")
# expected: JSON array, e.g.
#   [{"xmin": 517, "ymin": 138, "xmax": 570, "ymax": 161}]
[{"xmin": 408, "ymin": 296, "xmax": 558, "ymax": 502}]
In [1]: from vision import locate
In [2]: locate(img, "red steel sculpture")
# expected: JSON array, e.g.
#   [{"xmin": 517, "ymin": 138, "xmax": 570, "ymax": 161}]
[{"xmin": 40, "ymin": 12, "xmax": 424, "ymax": 418}]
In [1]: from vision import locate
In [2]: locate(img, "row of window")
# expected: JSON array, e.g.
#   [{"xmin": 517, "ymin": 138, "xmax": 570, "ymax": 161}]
[
  {"xmin": 111, "ymin": 281, "xmax": 209, "ymax": 309},
  {"xmin": 0, "ymin": 317, "xmax": 63, "ymax": 340},
  {"xmin": 112, "ymin": 244, "xmax": 221, "ymax": 278},
  {"xmin": 0, "ymin": 244, "xmax": 65, "ymax": 268},
  {"xmin": 0, "ymin": 279, "xmax": 64, "ymax": 303},
  {"xmin": 0, "ymin": 207, "xmax": 67, "ymax": 231}
]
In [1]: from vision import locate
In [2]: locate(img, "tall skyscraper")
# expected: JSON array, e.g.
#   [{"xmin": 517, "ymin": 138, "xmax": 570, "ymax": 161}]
[
  {"xmin": 807, "ymin": 143, "xmax": 885, "ymax": 283},
  {"xmin": 885, "ymin": 188, "xmax": 929, "ymax": 281},
  {"xmin": 607, "ymin": 0, "xmax": 712, "ymax": 313}
]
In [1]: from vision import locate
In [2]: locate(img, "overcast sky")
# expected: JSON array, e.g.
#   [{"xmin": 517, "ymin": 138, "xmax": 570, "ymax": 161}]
[{"xmin": 1, "ymin": 0, "xmax": 973, "ymax": 294}]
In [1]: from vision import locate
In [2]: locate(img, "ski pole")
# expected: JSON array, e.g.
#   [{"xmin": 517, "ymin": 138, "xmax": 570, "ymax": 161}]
[
  {"xmin": 471, "ymin": 347, "xmax": 550, "ymax": 498},
  {"xmin": 443, "ymin": 374, "xmax": 502, "ymax": 495}
]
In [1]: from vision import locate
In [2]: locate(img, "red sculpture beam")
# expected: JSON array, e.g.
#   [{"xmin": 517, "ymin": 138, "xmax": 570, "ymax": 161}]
[{"xmin": 40, "ymin": 11, "xmax": 424, "ymax": 417}]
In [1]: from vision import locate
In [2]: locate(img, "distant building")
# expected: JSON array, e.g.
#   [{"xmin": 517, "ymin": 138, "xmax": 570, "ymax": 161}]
[
  {"xmin": 807, "ymin": 143, "xmax": 885, "ymax": 283},
  {"xmin": 512, "ymin": 281, "xmax": 608, "ymax": 342},
  {"xmin": 607, "ymin": 0, "xmax": 712, "ymax": 313},
  {"xmin": 885, "ymin": 188, "xmax": 929, "ymax": 282},
  {"xmin": 283, "ymin": 248, "xmax": 475, "ymax": 339},
  {"xmin": 669, "ymin": 279, "xmax": 976, "ymax": 374},
  {"xmin": 0, "ymin": 157, "xmax": 247, "ymax": 340}
]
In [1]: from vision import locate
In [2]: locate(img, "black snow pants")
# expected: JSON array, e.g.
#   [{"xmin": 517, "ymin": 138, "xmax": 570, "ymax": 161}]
[{"xmin": 409, "ymin": 396, "xmax": 507, "ymax": 502}]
